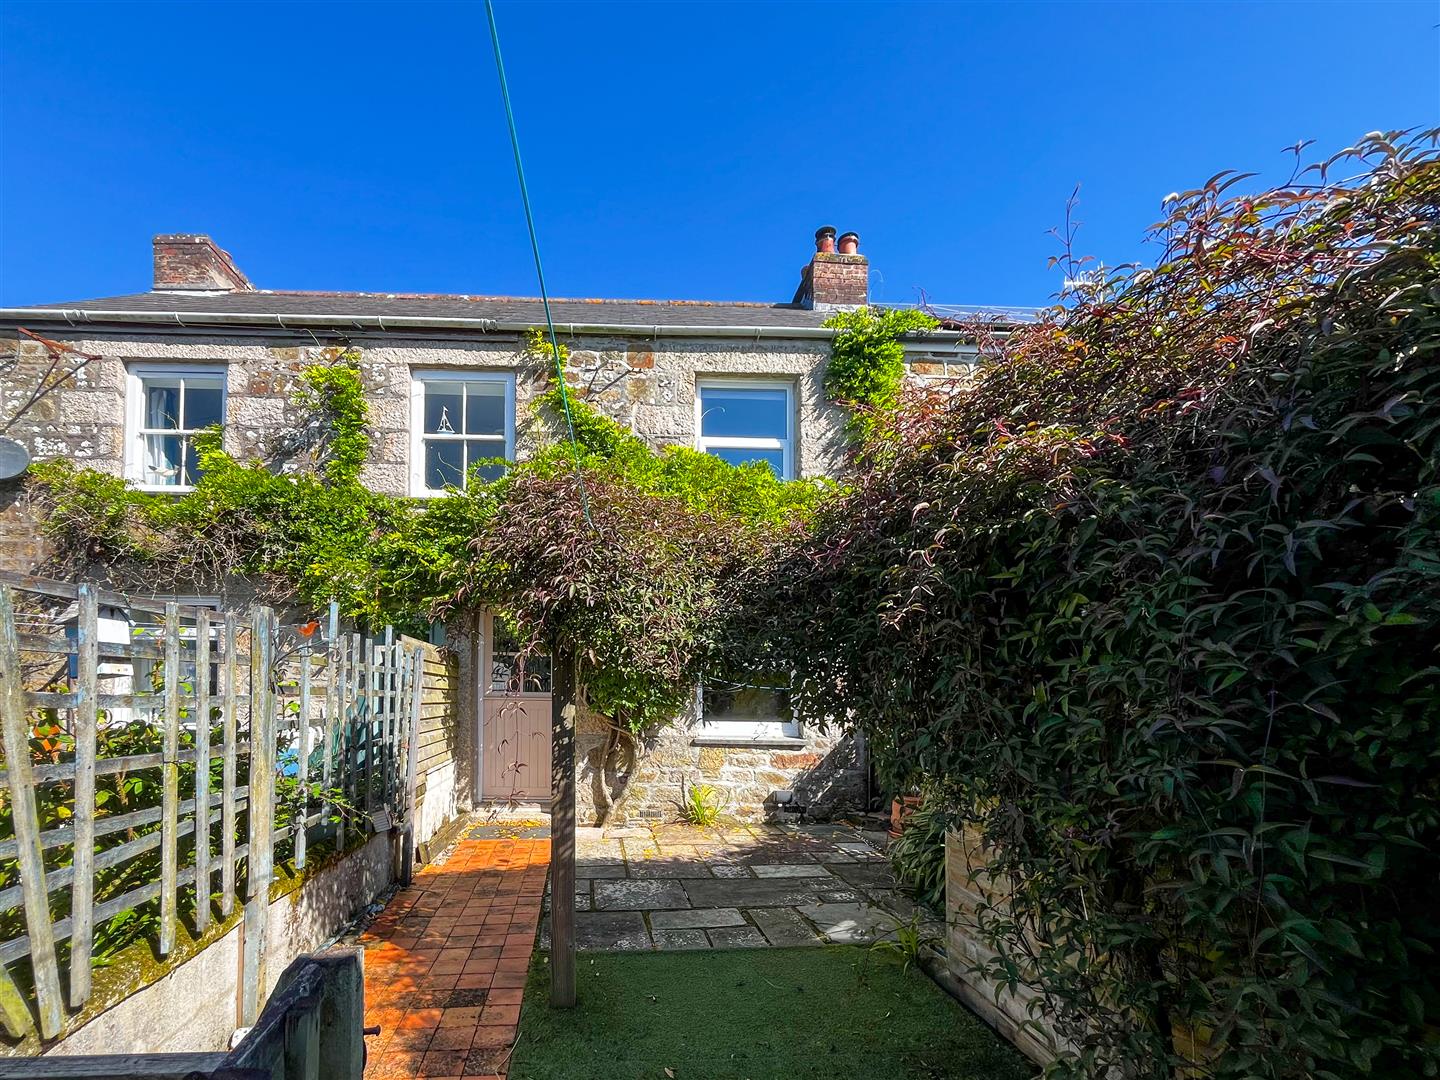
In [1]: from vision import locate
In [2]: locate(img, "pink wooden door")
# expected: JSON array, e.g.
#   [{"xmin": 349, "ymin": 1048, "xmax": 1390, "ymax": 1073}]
[{"xmin": 481, "ymin": 616, "xmax": 552, "ymax": 802}]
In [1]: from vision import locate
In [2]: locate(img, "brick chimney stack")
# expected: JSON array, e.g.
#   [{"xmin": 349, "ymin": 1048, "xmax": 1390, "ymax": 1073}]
[
  {"xmin": 153, "ymin": 235, "xmax": 254, "ymax": 292},
  {"xmin": 793, "ymin": 226, "xmax": 868, "ymax": 311}
]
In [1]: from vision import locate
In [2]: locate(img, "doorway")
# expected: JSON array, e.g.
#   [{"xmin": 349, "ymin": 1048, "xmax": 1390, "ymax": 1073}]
[{"xmin": 480, "ymin": 613, "xmax": 552, "ymax": 803}]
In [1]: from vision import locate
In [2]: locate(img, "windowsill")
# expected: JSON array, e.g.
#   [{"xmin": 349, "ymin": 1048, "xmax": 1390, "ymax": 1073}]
[
  {"xmin": 129, "ymin": 483, "xmax": 195, "ymax": 494},
  {"xmin": 689, "ymin": 735, "xmax": 807, "ymax": 750}
]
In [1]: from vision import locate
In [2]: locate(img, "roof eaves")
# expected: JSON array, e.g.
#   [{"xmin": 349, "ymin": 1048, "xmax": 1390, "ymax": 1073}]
[{"xmin": 0, "ymin": 305, "xmax": 845, "ymax": 340}]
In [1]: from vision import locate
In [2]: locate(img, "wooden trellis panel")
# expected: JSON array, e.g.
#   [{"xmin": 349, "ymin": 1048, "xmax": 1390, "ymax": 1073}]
[{"xmin": 0, "ymin": 572, "xmax": 423, "ymax": 1042}]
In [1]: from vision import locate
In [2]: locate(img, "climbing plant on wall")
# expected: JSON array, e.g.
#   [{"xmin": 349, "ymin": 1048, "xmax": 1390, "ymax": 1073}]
[
  {"xmin": 29, "ymin": 356, "xmax": 440, "ymax": 632},
  {"xmin": 823, "ymin": 306, "xmax": 938, "ymax": 430},
  {"xmin": 28, "ymin": 339, "xmax": 824, "ymax": 738},
  {"xmin": 443, "ymin": 333, "xmax": 825, "ymax": 733}
]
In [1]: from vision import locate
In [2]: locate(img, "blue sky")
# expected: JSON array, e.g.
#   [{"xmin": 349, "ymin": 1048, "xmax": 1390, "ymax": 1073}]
[{"xmin": 1, "ymin": 1, "xmax": 1435, "ymax": 309}]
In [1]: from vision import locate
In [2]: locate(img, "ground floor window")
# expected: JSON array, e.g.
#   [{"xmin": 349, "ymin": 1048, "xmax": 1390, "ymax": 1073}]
[{"xmin": 698, "ymin": 669, "xmax": 799, "ymax": 741}]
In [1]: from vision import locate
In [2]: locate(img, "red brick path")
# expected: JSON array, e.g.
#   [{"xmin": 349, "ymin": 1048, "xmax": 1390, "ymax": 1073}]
[{"xmin": 360, "ymin": 837, "xmax": 550, "ymax": 1080}]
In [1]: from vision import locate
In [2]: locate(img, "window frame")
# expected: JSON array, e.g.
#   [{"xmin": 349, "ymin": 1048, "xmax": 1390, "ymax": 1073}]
[
  {"xmin": 124, "ymin": 363, "xmax": 228, "ymax": 492},
  {"xmin": 694, "ymin": 671, "xmax": 802, "ymax": 744},
  {"xmin": 483, "ymin": 612, "xmax": 552, "ymax": 699},
  {"xmin": 409, "ymin": 369, "xmax": 516, "ymax": 497},
  {"xmin": 694, "ymin": 378, "xmax": 796, "ymax": 481}
]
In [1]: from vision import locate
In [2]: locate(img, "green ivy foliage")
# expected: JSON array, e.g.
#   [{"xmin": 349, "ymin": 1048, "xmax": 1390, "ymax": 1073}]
[
  {"xmin": 823, "ymin": 306, "xmax": 939, "ymax": 418},
  {"xmin": 752, "ymin": 131, "xmax": 1440, "ymax": 1077},
  {"xmin": 29, "ymin": 344, "xmax": 823, "ymax": 734},
  {"xmin": 31, "ymin": 356, "xmax": 426, "ymax": 632},
  {"xmin": 441, "ymin": 346, "xmax": 826, "ymax": 730}
]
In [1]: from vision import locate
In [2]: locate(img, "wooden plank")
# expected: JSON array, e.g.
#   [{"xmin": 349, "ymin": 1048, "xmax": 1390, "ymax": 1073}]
[
  {"xmin": 158, "ymin": 602, "xmax": 181, "ymax": 956},
  {"xmin": 295, "ymin": 638, "xmax": 312, "ymax": 870},
  {"xmin": 347, "ymin": 633, "xmax": 362, "ymax": 813},
  {"xmin": 1, "ymin": 744, "xmax": 257, "ymax": 787},
  {"xmin": 69, "ymin": 583, "xmax": 99, "ymax": 1006},
  {"xmin": 364, "ymin": 638, "xmax": 378, "ymax": 812},
  {"xmin": 335, "ymin": 633, "xmax": 349, "ymax": 825},
  {"xmin": 383, "ymin": 629, "xmax": 396, "ymax": 808},
  {"xmin": 15, "ymin": 632, "xmax": 168, "ymax": 662},
  {"xmin": 26, "ymin": 690, "xmax": 202, "ymax": 711},
  {"xmin": 388, "ymin": 644, "xmax": 402, "ymax": 819},
  {"xmin": 338, "ymin": 630, "xmax": 353, "ymax": 839},
  {"xmin": 320, "ymin": 603, "xmax": 338, "ymax": 846},
  {"xmin": 0, "ymin": 964, "xmax": 33, "ymax": 1039},
  {"xmin": 402, "ymin": 648, "xmax": 423, "ymax": 885},
  {"xmin": 0, "ymin": 585, "xmax": 65, "ymax": 1038},
  {"xmin": 241, "ymin": 607, "xmax": 276, "ymax": 1026},
  {"xmin": 194, "ymin": 607, "xmax": 213, "ymax": 934},
  {"xmin": 0, "ymin": 1051, "xmax": 231, "ymax": 1078},
  {"xmin": 221, "ymin": 612, "xmax": 239, "ymax": 917},
  {"xmin": 0, "ymin": 569, "xmax": 217, "ymax": 620},
  {"xmin": 383, "ymin": 640, "xmax": 394, "ymax": 807},
  {"xmin": 549, "ymin": 647, "xmax": 577, "ymax": 1008},
  {"xmin": 283, "ymin": 1000, "xmax": 321, "ymax": 1080},
  {"xmin": 381, "ymin": 640, "xmax": 392, "ymax": 808}
]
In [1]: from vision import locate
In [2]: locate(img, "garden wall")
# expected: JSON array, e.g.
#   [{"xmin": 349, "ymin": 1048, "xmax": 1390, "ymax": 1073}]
[
  {"xmin": 574, "ymin": 701, "xmax": 867, "ymax": 826},
  {"xmin": 944, "ymin": 827, "xmax": 1062, "ymax": 1066},
  {"xmin": 32, "ymin": 831, "xmax": 390, "ymax": 1059},
  {"xmin": 410, "ymin": 638, "xmax": 469, "ymax": 853}
]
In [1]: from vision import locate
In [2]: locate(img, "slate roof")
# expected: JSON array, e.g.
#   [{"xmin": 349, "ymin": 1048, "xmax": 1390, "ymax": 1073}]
[{"xmin": 6, "ymin": 290, "xmax": 834, "ymax": 330}]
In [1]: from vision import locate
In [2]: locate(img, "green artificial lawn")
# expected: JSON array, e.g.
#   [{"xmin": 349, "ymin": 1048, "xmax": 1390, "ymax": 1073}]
[{"xmin": 509, "ymin": 946, "xmax": 1036, "ymax": 1080}]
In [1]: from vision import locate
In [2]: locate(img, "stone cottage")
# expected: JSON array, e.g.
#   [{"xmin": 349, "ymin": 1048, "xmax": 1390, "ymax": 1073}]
[{"xmin": 0, "ymin": 228, "xmax": 989, "ymax": 827}]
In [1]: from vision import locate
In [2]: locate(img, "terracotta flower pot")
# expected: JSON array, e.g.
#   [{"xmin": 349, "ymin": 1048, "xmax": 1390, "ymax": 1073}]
[{"xmin": 889, "ymin": 794, "xmax": 922, "ymax": 839}]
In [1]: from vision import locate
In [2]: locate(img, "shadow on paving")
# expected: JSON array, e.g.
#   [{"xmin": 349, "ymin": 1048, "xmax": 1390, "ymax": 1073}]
[
  {"xmin": 509, "ymin": 946, "xmax": 1036, "ymax": 1080},
  {"xmin": 545, "ymin": 821, "xmax": 943, "ymax": 952}
]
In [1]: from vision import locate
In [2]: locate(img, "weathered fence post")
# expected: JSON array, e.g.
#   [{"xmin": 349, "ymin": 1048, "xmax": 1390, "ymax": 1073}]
[
  {"xmin": 383, "ymin": 626, "xmax": 395, "ymax": 812},
  {"xmin": 159, "ymin": 602, "xmax": 181, "ymax": 956},
  {"xmin": 0, "ymin": 585, "xmax": 64, "ymax": 1038},
  {"xmin": 221, "ymin": 611, "xmax": 239, "ymax": 917},
  {"xmin": 195, "ymin": 606, "xmax": 213, "ymax": 935},
  {"xmin": 70, "ymin": 583, "xmax": 99, "ymax": 1004},
  {"xmin": 242, "ymin": 605, "xmax": 277, "ymax": 1026},
  {"xmin": 296, "ymin": 624, "xmax": 313, "ymax": 872},
  {"xmin": 549, "ymin": 646, "xmax": 577, "ymax": 1008},
  {"xmin": 321, "ymin": 602, "xmax": 339, "ymax": 847},
  {"xmin": 347, "ymin": 632, "xmax": 362, "ymax": 815}
]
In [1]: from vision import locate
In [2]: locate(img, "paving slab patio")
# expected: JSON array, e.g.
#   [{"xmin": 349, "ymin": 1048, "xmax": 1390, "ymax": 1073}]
[{"xmin": 543, "ymin": 821, "xmax": 940, "ymax": 952}]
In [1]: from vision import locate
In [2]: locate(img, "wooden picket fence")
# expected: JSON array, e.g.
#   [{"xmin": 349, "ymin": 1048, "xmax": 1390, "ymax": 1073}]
[{"xmin": 0, "ymin": 571, "xmax": 423, "ymax": 1044}]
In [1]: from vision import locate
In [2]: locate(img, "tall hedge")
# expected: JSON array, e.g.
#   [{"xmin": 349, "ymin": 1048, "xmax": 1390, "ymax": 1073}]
[{"xmin": 754, "ymin": 132, "xmax": 1440, "ymax": 1077}]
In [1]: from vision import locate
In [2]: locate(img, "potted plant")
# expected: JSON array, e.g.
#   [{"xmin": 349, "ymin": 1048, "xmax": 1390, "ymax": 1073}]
[{"xmin": 889, "ymin": 784, "xmax": 922, "ymax": 839}]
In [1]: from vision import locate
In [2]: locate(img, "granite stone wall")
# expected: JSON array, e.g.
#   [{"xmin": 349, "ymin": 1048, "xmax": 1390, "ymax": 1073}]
[
  {"xmin": 1, "ymin": 329, "xmax": 850, "ymax": 494},
  {"xmin": 0, "ymin": 326, "xmax": 899, "ymax": 822},
  {"xmin": 573, "ymin": 694, "xmax": 868, "ymax": 827}
]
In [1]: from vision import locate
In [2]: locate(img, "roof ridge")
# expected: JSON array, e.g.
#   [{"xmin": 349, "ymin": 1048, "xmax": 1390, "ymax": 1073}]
[{"xmin": 252, "ymin": 289, "xmax": 798, "ymax": 310}]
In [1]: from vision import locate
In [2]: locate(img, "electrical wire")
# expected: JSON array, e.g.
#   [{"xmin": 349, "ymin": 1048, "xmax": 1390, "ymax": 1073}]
[{"xmin": 483, "ymin": 0, "xmax": 592, "ymax": 526}]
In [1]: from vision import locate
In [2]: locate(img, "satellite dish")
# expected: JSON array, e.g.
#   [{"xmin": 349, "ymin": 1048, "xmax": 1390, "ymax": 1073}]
[{"xmin": 0, "ymin": 437, "xmax": 32, "ymax": 480}]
